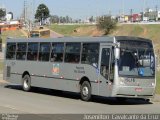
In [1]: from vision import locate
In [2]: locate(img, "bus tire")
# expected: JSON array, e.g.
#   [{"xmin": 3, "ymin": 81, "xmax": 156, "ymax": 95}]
[
  {"xmin": 80, "ymin": 81, "xmax": 91, "ymax": 101},
  {"xmin": 22, "ymin": 74, "xmax": 31, "ymax": 92}
]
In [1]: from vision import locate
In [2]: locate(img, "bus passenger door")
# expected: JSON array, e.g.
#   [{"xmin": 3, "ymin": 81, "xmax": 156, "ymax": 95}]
[{"xmin": 99, "ymin": 47, "xmax": 113, "ymax": 96}]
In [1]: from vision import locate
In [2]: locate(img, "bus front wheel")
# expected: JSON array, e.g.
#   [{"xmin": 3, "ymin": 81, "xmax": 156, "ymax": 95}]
[
  {"xmin": 22, "ymin": 74, "xmax": 31, "ymax": 92},
  {"xmin": 80, "ymin": 81, "xmax": 91, "ymax": 101}
]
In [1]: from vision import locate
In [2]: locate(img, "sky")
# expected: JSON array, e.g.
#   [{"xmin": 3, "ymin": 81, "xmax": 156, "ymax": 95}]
[{"xmin": 0, "ymin": 0, "xmax": 160, "ymax": 20}]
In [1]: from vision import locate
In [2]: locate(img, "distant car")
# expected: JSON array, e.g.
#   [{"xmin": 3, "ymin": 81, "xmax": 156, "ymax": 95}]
[{"xmin": 149, "ymin": 20, "xmax": 155, "ymax": 22}]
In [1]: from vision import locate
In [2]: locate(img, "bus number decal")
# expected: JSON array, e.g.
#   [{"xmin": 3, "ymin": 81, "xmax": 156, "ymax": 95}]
[{"xmin": 52, "ymin": 64, "xmax": 60, "ymax": 75}]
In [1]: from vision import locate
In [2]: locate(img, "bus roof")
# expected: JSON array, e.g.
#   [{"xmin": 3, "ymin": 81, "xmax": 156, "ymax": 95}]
[
  {"xmin": 115, "ymin": 36, "xmax": 152, "ymax": 43},
  {"xmin": 6, "ymin": 36, "xmax": 152, "ymax": 43}
]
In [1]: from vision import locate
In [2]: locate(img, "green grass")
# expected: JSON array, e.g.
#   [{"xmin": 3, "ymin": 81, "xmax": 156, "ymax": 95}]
[
  {"xmin": 48, "ymin": 24, "xmax": 93, "ymax": 36},
  {"xmin": 156, "ymin": 71, "xmax": 160, "ymax": 94},
  {"xmin": 0, "ymin": 60, "xmax": 3, "ymax": 73},
  {"xmin": 1, "ymin": 30, "xmax": 26, "ymax": 43}
]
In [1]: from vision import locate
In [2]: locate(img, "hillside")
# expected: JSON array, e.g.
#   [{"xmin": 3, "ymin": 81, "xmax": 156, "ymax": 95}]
[
  {"xmin": 50, "ymin": 24, "xmax": 160, "ymax": 51},
  {"xmin": 111, "ymin": 24, "xmax": 160, "ymax": 51}
]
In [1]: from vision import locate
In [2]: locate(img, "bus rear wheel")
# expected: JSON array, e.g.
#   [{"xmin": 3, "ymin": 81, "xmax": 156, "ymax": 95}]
[
  {"xmin": 22, "ymin": 74, "xmax": 31, "ymax": 92},
  {"xmin": 80, "ymin": 81, "xmax": 91, "ymax": 101}
]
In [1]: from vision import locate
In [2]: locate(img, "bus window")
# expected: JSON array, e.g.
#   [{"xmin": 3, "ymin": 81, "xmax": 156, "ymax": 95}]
[
  {"xmin": 39, "ymin": 43, "xmax": 50, "ymax": 61},
  {"xmin": 16, "ymin": 43, "xmax": 27, "ymax": 60},
  {"xmin": 30, "ymin": 33, "xmax": 40, "ymax": 38},
  {"xmin": 6, "ymin": 43, "xmax": 16, "ymax": 60},
  {"xmin": 27, "ymin": 43, "xmax": 39, "ymax": 61},
  {"xmin": 81, "ymin": 43, "xmax": 99, "ymax": 67},
  {"xmin": 100, "ymin": 48, "xmax": 110, "ymax": 79},
  {"xmin": 65, "ymin": 43, "xmax": 81, "ymax": 63},
  {"xmin": 51, "ymin": 43, "xmax": 64, "ymax": 62}
]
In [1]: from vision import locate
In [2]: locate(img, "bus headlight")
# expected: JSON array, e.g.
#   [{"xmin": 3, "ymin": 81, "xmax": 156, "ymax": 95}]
[
  {"xmin": 119, "ymin": 77, "xmax": 125, "ymax": 85},
  {"xmin": 120, "ymin": 81, "xmax": 125, "ymax": 85}
]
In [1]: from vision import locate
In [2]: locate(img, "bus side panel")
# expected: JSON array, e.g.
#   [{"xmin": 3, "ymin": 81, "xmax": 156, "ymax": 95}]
[
  {"xmin": 60, "ymin": 64, "xmax": 99, "ymax": 95},
  {"xmin": 4, "ymin": 61, "xmax": 101, "ymax": 95},
  {"xmin": 4, "ymin": 61, "xmax": 22, "ymax": 85},
  {"xmin": 5, "ymin": 61, "xmax": 80, "ymax": 93},
  {"xmin": 98, "ymin": 76, "xmax": 113, "ymax": 97}
]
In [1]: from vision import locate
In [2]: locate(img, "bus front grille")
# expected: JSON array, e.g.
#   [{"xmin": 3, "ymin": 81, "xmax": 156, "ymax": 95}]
[{"xmin": 6, "ymin": 66, "xmax": 11, "ymax": 77}]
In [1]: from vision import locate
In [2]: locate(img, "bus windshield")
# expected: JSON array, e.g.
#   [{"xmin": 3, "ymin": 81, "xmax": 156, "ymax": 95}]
[
  {"xmin": 118, "ymin": 46, "xmax": 155, "ymax": 77},
  {"xmin": 30, "ymin": 33, "xmax": 40, "ymax": 38}
]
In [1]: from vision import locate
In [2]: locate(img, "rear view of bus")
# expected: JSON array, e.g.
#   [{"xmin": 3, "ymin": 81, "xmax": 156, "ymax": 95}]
[{"xmin": 114, "ymin": 36, "xmax": 156, "ymax": 100}]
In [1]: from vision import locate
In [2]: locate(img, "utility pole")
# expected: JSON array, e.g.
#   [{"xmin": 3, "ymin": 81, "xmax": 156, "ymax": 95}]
[
  {"xmin": 155, "ymin": 5, "xmax": 158, "ymax": 21},
  {"xmin": 143, "ymin": 0, "xmax": 146, "ymax": 21},
  {"xmin": 155, "ymin": 5, "xmax": 158, "ymax": 12},
  {"xmin": 121, "ymin": 0, "xmax": 125, "ymax": 22},
  {"xmin": 33, "ymin": 0, "xmax": 35, "ymax": 21},
  {"xmin": 122, "ymin": 0, "xmax": 124, "ymax": 15},
  {"xmin": 24, "ymin": 0, "xmax": 27, "ymax": 23},
  {"xmin": 130, "ymin": 9, "xmax": 133, "ymax": 22}
]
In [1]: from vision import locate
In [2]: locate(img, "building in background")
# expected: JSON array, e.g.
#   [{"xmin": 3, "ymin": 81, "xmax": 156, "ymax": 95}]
[
  {"xmin": 0, "ymin": 21, "xmax": 21, "ymax": 31},
  {"xmin": 6, "ymin": 12, "xmax": 13, "ymax": 21}
]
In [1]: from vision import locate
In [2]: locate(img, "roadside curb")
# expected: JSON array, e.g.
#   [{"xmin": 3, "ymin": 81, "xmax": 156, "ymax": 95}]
[
  {"xmin": 0, "ymin": 80, "xmax": 9, "ymax": 84},
  {"xmin": 151, "ymin": 94, "xmax": 160, "ymax": 102}
]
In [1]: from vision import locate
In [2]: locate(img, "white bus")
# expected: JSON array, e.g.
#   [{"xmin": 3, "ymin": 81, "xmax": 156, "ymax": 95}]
[{"xmin": 3, "ymin": 36, "xmax": 156, "ymax": 101}]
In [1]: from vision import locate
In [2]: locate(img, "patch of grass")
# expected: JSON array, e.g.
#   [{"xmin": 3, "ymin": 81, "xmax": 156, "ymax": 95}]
[
  {"xmin": 156, "ymin": 71, "xmax": 160, "ymax": 94},
  {"xmin": 112, "ymin": 24, "xmax": 144, "ymax": 36},
  {"xmin": 1, "ymin": 30, "xmax": 26, "ymax": 43},
  {"xmin": 0, "ymin": 60, "xmax": 3, "ymax": 72},
  {"xmin": 49, "ymin": 24, "xmax": 93, "ymax": 36}
]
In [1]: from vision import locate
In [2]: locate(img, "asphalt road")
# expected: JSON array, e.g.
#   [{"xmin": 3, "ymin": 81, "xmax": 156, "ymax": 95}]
[{"xmin": 0, "ymin": 82, "xmax": 160, "ymax": 115}]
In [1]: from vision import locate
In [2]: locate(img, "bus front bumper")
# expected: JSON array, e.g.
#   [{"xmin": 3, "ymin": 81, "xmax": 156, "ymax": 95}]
[{"xmin": 112, "ymin": 86, "xmax": 155, "ymax": 98}]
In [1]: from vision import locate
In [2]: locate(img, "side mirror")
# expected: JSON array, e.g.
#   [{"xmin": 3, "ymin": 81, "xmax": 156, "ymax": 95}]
[{"xmin": 115, "ymin": 48, "xmax": 120, "ymax": 60}]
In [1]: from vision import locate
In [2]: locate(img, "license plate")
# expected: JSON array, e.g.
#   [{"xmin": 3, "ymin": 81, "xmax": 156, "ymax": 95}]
[{"xmin": 135, "ymin": 88, "xmax": 142, "ymax": 92}]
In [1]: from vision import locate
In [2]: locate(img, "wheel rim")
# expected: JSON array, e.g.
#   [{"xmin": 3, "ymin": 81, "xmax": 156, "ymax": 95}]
[
  {"xmin": 82, "ymin": 86, "xmax": 89, "ymax": 96},
  {"xmin": 24, "ymin": 78, "xmax": 29, "ymax": 89}
]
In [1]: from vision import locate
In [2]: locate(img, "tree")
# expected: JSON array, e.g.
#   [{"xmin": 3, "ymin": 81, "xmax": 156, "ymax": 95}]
[
  {"xmin": 89, "ymin": 16, "xmax": 94, "ymax": 23},
  {"xmin": 0, "ymin": 8, "xmax": 6, "ymax": 20},
  {"xmin": 35, "ymin": 4, "xmax": 50, "ymax": 25},
  {"xmin": 50, "ymin": 15, "xmax": 59, "ymax": 23},
  {"xmin": 97, "ymin": 16, "xmax": 117, "ymax": 35}
]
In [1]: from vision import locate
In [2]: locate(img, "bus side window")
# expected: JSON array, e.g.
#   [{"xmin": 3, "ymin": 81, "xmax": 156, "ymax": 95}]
[
  {"xmin": 27, "ymin": 43, "xmax": 38, "ymax": 61},
  {"xmin": 51, "ymin": 43, "xmax": 64, "ymax": 62},
  {"xmin": 6, "ymin": 43, "xmax": 16, "ymax": 60},
  {"xmin": 39, "ymin": 43, "xmax": 50, "ymax": 61},
  {"xmin": 16, "ymin": 43, "xmax": 27, "ymax": 60},
  {"xmin": 81, "ymin": 43, "xmax": 99, "ymax": 67},
  {"xmin": 65, "ymin": 43, "xmax": 81, "ymax": 63}
]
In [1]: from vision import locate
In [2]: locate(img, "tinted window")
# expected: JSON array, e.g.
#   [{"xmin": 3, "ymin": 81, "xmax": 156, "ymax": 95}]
[
  {"xmin": 6, "ymin": 43, "xmax": 16, "ymax": 59},
  {"xmin": 81, "ymin": 43, "xmax": 99, "ymax": 67},
  {"xmin": 65, "ymin": 43, "xmax": 81, "ymax": 63},
  {"xmin": 16, "ymin": 43, "xmax": 27, "ymax": 60},
  {"xmin": 27, "ymin": 43, "xmax": 39, "ymax": 61},
  {"xmin": 51, "ymin": 43, "xmax": 64, "ymax": 62},
  {"xmin": 39, "ymin": 43, "xmax": 50, "ymax": 61}
]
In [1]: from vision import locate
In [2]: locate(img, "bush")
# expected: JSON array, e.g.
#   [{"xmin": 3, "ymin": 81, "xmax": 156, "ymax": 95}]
[{"xmin": 97, "ymin": 16, "xmax": 117, "ymax": 35}]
